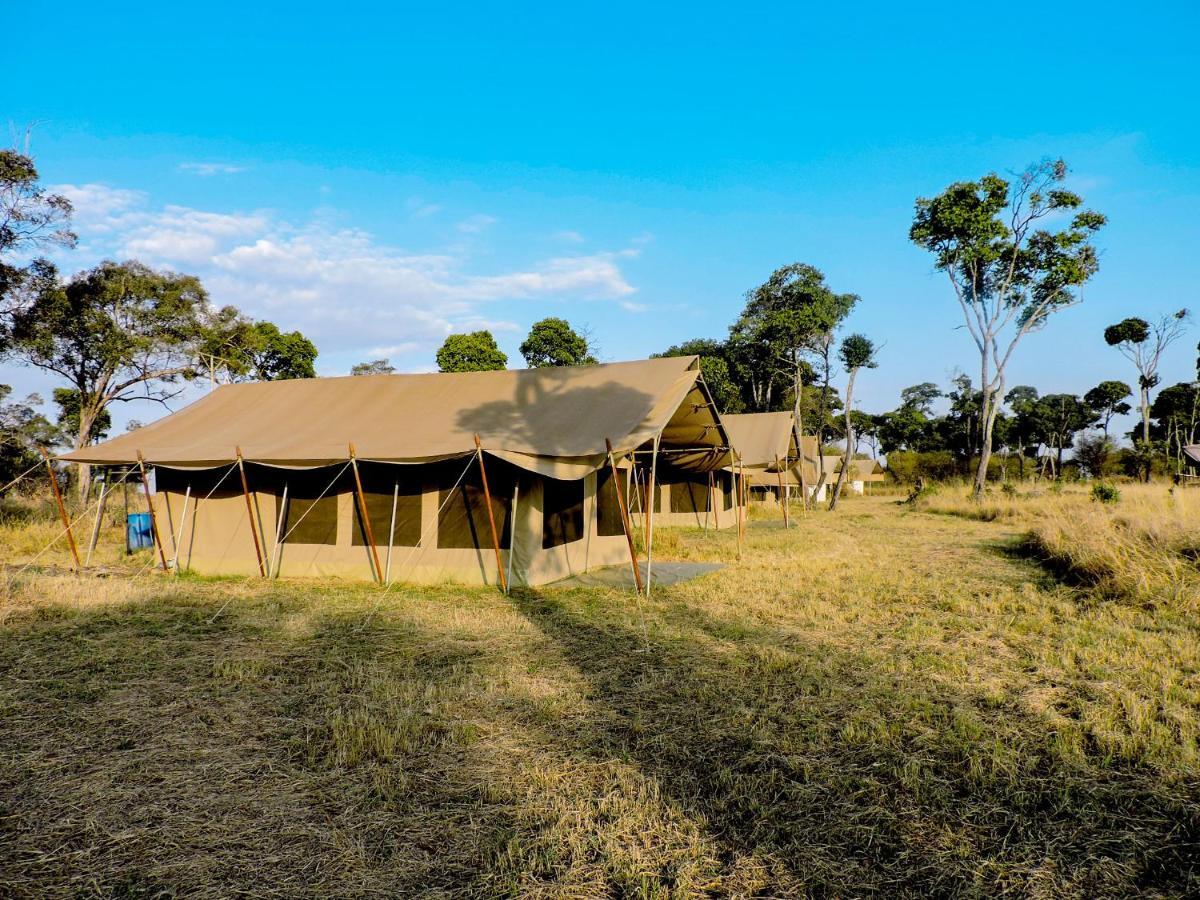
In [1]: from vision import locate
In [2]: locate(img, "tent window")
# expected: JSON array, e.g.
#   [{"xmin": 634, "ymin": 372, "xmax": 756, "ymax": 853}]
[
  {"xmin": 284, "ymin": 495, "xmax": 339, "ymax": 545},
  {"xmin": 722, "ymin": 472, "xmax": 734, "ymax": 510},
  {"xmin": 438, "ymin": 472, "xmax": 512, "ymax": 550},
  {"xmin": 352, "ymin": 484, "xmax": 422, "ymax": 548},
  {"xmin": 595, "ymin": 468, "xmax": 625, "ymax": 537},
  {"xmin": 670, "ymin": 478, "xmax": 710, "ymax": 513},
  {"xmin": 543, "ymin": 477, "xmax": 585, "ymax": 548}
]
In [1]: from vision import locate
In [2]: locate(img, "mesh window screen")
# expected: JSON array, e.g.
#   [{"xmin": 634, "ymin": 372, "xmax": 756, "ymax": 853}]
[
  {"xmin": 542, "ymin": 477, "xmax": 585, "ymax": 548},
  {"xmin": 595, "ymin": 468, "xmax": 625, "ymax": 537},
  {"xmin": 351, "ymin": 471, "xmax": 422, "ymax": 547},
  {"xmin": 669, "ymin": 478, "xmax": 710, "ymax": 513},
  {"xmin": 437, "ymin": 467, "xmax": 513, "ymax": 550},
  {"xmin": 285, "ymin": 495, "xmax": 339, "ymax": 545}
]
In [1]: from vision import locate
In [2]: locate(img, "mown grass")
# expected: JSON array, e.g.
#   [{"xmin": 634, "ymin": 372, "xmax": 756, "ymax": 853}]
[{"xmin": 1, "ymin": 492, "xmax": 1198, "ymax": 897}]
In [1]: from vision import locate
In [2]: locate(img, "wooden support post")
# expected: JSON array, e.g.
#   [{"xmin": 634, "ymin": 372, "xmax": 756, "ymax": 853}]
[
  {"xmin": 474, "ymin": 434, "xmax": 508, "ymax": 593},
  {"xmin": 349, "ymin": 443, "xmax": 383, "ymax": 584},
  {"xmin": 606, "ymin": 438, "xmax": 645, "ymax": 596},
  {"xmin": 137, "ymin": 451, "xmax": 170, "ymax": 572},
  {"xmin": 235, "ymin": 448, "xmax": 266, "ymax": 577},
  {"xmin": 170, "ymin": 485, "xmax": 192, "ymax": 573},
  {"xmin": 645, "ymin": 432, "xmax": 659, "ymax": 598},
  {"xmin": 270, "ymin": 484, "xmax": 289, "ymax": 578},
  {"xmin": 41, "ymin": 447, "xmax": 81, "ymax": 571},
  {"xmin": 507, "ymin": 482, "xmax": 519, "ymax": 593},
  {"xmin": 736, "ymin": 457, "xmax": 745, "ymax": 561},
  {"xmin": 86, "ymin": 469, "xmax": 111, "ymax": 566},
  {"xmin": 384, "ymin": 482, "xmax": 398, "ymax": 585}
]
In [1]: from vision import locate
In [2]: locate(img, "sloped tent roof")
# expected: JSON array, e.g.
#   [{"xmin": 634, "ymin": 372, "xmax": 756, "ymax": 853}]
[
  {"xmin": 62, "ymin": 357, "xmax": 732, "ymax": 479},
  {"xmin": 721, "ymin": 412, "xmax": 800, "ymax": 470},
  {"xmin": 1185, "ymin": 445, "xmax": 1200, "ymax": 466},
  {"xmin": 820, "ymin": 455, "xmax": 885, "ymax": 481}
]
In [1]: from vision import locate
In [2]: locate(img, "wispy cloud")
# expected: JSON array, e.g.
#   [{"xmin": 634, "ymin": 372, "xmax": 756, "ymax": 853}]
[
  {"xmin": 457, "ymin": 213, "xmax": 497, "ymax": 233},
  {"xmin": 552, "ymin": 229, "xmax": 585, "ymax": 243},
  {"xmin": 51, "ymin": 183, "xmax": 641, "ymax": 364},
  {"xmin": 179, "ymin": 162, "xmax": 247, "ymax": 176}
]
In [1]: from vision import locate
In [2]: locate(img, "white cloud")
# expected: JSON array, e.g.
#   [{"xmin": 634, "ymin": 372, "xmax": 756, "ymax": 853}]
[
  {"xmin": 456, "ymin": 213, "xmax": 497, "ymax": 233},
  {"xmin": 179, "ymin": 162, "xmax": 247, "ymax": 176},
  {"xmin": 47, "ymin": 183, "xmax": 640, "ymax": 364},
  {"xmin": 552, "ymin": 230, "xmax": 585, "ymax": 243}
]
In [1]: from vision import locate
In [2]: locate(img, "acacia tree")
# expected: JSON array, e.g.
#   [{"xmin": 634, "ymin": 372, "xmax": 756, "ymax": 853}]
[
  {"xmin": 828, "ymin": 334, "xmax": 877, "ymax": 511},
  {"xmin": 0, "ymin": 148, "xmax": 75, "ymax": 331},
  {"xmin": 910, "ymin": 159, "xmax": 1106, "ymax": 497},
  {"xmin": 519, "ymin": 317, "xmax": 597, "ymax": 368},
  {"xmin": 655, "ymin": 338, "xmax": 743, "ymax": 413},
  {"xmin": 8, "ymin": 260, "xmax": 221, "ymax": 498},
  {"xmin": 1032, "ymin": 393, "xmax": 1093, "ymax": 475},
  {"xmin": 1104, "ymin": 311, "xmax": 1189, "ymax": 479},
  {"xmin": 350, "ymin": 359, "xmax": 395, "ymax": 376},
  {"xmin": 435, "ymin": 330, "xmax": 507, "ymax": 372},
  {"xmin": 1084, "ymin": 380, "xmax": 1133, "ymax": 437}
]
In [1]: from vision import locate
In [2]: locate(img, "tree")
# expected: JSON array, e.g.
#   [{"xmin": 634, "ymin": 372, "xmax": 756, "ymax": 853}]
[
  {"xmin": 655, "ymin": 338, "xmax": 743, "ymax": 413},
  {"xmin": 1031, "ymin": 393, "xmax": 1093, "ymax": 475},
  {"xmin": 7, "ymin": 260, "xmax": 216, "ymax": 498},
  {"xmin": 0, "ymin": 148, "xmax": 75, "ymax": 335},
  {"xmin": 435, "ymin": 331, "xmax": 507, "ymax": 372},
  {"xmin": 899, "ymin": 382, "xmax": 941, "ymax": 416},
  {"xmin": 197, "ymin": 313, "xmax": 317, "ymax": 384},
  {"xmin": 519, "ymin": 317, "xmax": 597, "ymax": 368},
  {"xmin": 878, "ymin": 383, "xmax": 941, "ymax": 454},
  {"xmin": 1074, "ymin": 432, "xmax": 1113, "ymax": 478},
  {"xmin": 828, "ymin": 334, "xmax": 877, "ymax": 510},
  {"xmin": 0, "ymin": 385, "xmax": 56, "ymax": 490},
  {"xmin": 1104, "ymin": 310, "xmax": 1189, "ymax": 479},
  {"xmin": 53, "ymin": 388, "xmax": 110, "ymax": 446},
  {"xmin": 1084, "ymin": 380, "xmax": 1133, "ymax": 437},
  {"xmin": 1149, "ymin": 382, "xmax": 1200, "ymax": 472},
  {"xmin": 350, "ymin": 359, "xmax": 396, "ymax": 376},
  {"xmin": 910, "ymin": 159, "xmax": 1106, "ymax": 497},
  {"xmin": 1004, "ymin": 385, "xmax": 1040, "ymax": 479}
]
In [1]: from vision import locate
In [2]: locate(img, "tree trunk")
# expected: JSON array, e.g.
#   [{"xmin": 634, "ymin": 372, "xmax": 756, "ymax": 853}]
[
  {"xmin": 73, "ymin": 407, "xmax": 100, "ymax": 506},
  {"xmin": 829, "ymin": 369, "xmax": 858, "ymax": 511},
  {"xmin": 792, "ymin": 362, "xmax": 811, "ymax": 511},
  {"xmin": 972, "ymin": 388, "xmax": 998, "ymax": 498},
  {"xmin": 1140, "ymin": 385, "xmax": 1152, "ymax": 482}
]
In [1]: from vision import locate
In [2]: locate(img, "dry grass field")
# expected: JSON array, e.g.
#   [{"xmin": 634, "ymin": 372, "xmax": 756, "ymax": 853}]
[{"xmin": 1, "ymin": 485, "xmax": 1198, "ymax": 897}]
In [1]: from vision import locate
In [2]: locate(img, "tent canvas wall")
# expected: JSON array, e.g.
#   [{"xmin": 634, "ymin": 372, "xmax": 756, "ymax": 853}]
[{"xmin": 63, "ymin": 357, "xmax": 733, "ymax": 586}]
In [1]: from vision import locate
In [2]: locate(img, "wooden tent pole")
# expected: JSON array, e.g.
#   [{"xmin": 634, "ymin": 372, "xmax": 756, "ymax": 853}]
[
  {"xmin": 736, "ymin": 456, "xmax": 745, "ymax": 562},
  {"xmin": 270, "ymin": 484, "xmax": 288, "ymax": 578},
  {"xmin": 41, "ymin": 447, "xmax": 81, "ymax": 571},
  {"xmin": 474, "ymin": 434, "xmax": 508, "ymax": 593},
  {"xmin": 137, "ymin": 451, "xmax": 170, "ymax": 572},
  {"xmin": 85, "ymin": 469, "xmax": 110, "ymax": 566},
  {"xmin": 385, "ymin": 482, "xmax": 398, "ymax": 585},
  {"xmin": 606, "ymin": 438, "xmax": 645, "ymax": 596},
  {"xmin": 507, "ymin": 481, "xmax": 519, "ymax": 594},
  {"xmin": 349, "ymin": 443, "xmax": 383, "ymax": 583},
  {"xmin": 645, "ymin": 432, "xmax": 659, "ymax": 598},
  {"xmin": 235, "ymin": 448, "xmax": 266, "ymax": 577},
  {"xmin": 170, "ymin": 485, "xmax": 191, "ymax": 573}
]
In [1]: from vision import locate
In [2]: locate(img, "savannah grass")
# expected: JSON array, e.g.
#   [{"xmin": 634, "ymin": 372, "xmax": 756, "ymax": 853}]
[{"xmin": 1, "ymin": 488, "xmax": 1197, "ymax": 896}]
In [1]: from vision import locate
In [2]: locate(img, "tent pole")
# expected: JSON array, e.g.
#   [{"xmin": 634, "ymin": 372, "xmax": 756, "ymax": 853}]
[
  {"xmin": 170, "ymin": 485, "xmax": 191, "ymax": 573},
  {"xmin": 704, "ymin": 472, "xmax": 711, "ymax": 534},
  {"xmin": 474, "ymin": 434, "xmax": 508, "ymax": 593},
  {"xmin": 271, "ymin": 484, "xmax": 288, "ymax": 578},
  {"xmin": 41, "ymin": 447, "xmax": 81, "ymax": 571},
  {"xmin": 645, "ymin": 432, "xmax": 660, "ymax": 598},
  {"xmin": 349, "ymin": 443, "xmax": 383, "ymax": 584},
  {"xmin": 235, "ymin": 448, "xmax": 266, "ymax": 577},
  {"xmin": 736, "ymin": 456, "xmax": 745, "ymax": 562},
  {"xmin": 85, "ymin": 469, "xmax": 110, "ymax": 567},
  {"xmin": 606, "ymin": 438, "xmax": 644, "ymax": 596},
  {"xmin": 713, "ymin": 471, "xmax": 721, "ymax": 530},
  {"xmin": 506, "ymin": 481, "xmax": 518, "ymax": 594},
  {"xmin": 385, "ymin": 482, "xmax": 398, "ymax": 585},
  {"xmin": 137, "ymin": 451, "xmax": 170, "ymax": 572}
]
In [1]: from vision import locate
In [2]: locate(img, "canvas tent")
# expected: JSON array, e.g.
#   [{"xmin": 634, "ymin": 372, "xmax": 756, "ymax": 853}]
[
  {"xmin": 62, "ymin": 357, "xmax": 734, "ymax": 586},
  {"xmin": 720, "ymin": 412, "xmax": 805, "ymax": 509},
  {"xmin": 808, "ymin": 455, "xmax": 884, "ymax": 500}
]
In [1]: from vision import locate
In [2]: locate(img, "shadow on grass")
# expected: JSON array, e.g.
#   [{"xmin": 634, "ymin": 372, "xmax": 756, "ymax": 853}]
[{"xmin": 507, "ymin": 588, "xmax": 1200, "ymax": 896}]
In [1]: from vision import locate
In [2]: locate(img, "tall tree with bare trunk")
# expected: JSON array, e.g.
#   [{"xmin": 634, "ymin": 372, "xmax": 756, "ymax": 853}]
[
  {"xmin": 910, "ymin": 159, "xmax": 1105, "ymax": 498},
  {"xmin": 828, "ymin": 334, "xmax": 877, "ymax": 511}
]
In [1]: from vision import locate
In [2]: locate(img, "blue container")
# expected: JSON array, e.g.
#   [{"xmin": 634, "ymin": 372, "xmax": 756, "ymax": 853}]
[{"xmin": 127, "ymin": 512, "xmax": 154, "ymax": 552}]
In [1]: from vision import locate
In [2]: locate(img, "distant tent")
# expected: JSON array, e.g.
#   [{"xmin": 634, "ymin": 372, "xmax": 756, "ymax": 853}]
[
  {"xmin": 62, "ymin": 357, "xmax": 734, "ymax": 586},
  {"xmin": 721, "ymin": 412, "xmax": 804, "ymax": 508}
]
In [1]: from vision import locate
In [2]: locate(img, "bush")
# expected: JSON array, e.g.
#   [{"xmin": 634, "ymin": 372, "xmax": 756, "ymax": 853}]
[{"xmin": 1091, "ymin": 482, "xmax": 1121, "ymax": 504}]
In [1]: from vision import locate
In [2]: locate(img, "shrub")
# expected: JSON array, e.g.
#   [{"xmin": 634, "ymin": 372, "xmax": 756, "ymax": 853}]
[{"xmin": 1091, "ymin": 482, "xmax": 1120, "ymax": 504}]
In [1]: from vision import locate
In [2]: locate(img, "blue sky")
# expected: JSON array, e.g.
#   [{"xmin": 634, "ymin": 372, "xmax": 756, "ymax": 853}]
[{"xmin": 3, "ymin": 0, "xmax": 1199, "ymax": 436}]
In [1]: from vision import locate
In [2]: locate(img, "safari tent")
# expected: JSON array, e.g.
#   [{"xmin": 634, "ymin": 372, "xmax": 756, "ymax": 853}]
[
  {"xmin": 61, "ymin": 357, "xmax": 735, "ymax": 587},
  {"xmin": 720, "ymin": 412, "xmax": 805, "ymax": 508},
  {"xmin": 809, "ymin": 455, "xmax": 885, "ymax": 500}
]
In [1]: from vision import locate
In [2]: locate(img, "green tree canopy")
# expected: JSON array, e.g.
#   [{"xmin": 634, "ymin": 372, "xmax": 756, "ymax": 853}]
[
  {"xmin": 519, "ymin": 317, "xmax": 596, "ymax": 368},
  {"xmin": 53, "ymin": 387, "xmax": 110, "ymax": 446},
  {"xmin": 203, "ymin": 318, "xmax": 317, "ymax": 382},
  {"xmin": 909, "ymin": 159, "xmax": 1105, "ymax": 496},
  {"xmin": 1084, "ymin": 380, "xmax": 1133, "ymax": 436},
  {"xmin": 435, "ymin": 330, "xmax": 508, "ymax": 373},
  {"xmin": 655, "ymin": 338, "xmax": 743, "ymax": 414},
  {"xmin": 350, "ymin": 359, "xmax": 396, "ymax": 376},
  {"xmin": 0, "ymin": 384, "xmax": 57, "ymax": 489}
]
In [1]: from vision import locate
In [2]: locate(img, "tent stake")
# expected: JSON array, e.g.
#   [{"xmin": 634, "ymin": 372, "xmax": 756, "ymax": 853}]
[
  {"xmin": 474, "ymin": 435, "xmax": 508, "ymax": 593},
  {"xmin": 85, "ymin": 469, "xmax": 111, "ymax": 566},
  {"xmin": 137, "ymin": 451, "xmax": 170, "ymax": 572},
  {"xmin": 606, "ymin": 439, "xmax": 645, "ymax": 596},
  {"xmin": 235, "ymin": 448, "xmax": 266, "ymax": 577},
  {"xmin": 349, "ymin": 444, "xmax": 383, "ymax": 584},
  {"xmin": 645, "ymin": 432, "xmax": 659, "ymax": 598},
  {"xmin": 41, "ymin": 447, "xmax": 80, "ymax": 571}
]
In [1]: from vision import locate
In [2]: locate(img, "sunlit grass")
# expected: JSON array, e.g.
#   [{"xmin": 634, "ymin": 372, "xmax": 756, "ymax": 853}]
[{"xmin": 1, "ymin": 488, "xmax": 1197, "ymax": 896}]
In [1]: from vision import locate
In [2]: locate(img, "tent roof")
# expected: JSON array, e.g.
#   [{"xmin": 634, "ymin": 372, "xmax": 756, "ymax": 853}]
[
  {"xmin": 1185, "ymin": 445, "xmax": 1200, "ymax": 466},
  {"xmin": 62, "ymin": 356, "xmax": 731, "ymax": 479},
  {"xmin": 721, "ymin": 412, "xmax": 799, "ymax": 469},
  {"xmin": 820, "ymin": 455, "xmax": 885, "ymax": 480}
]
